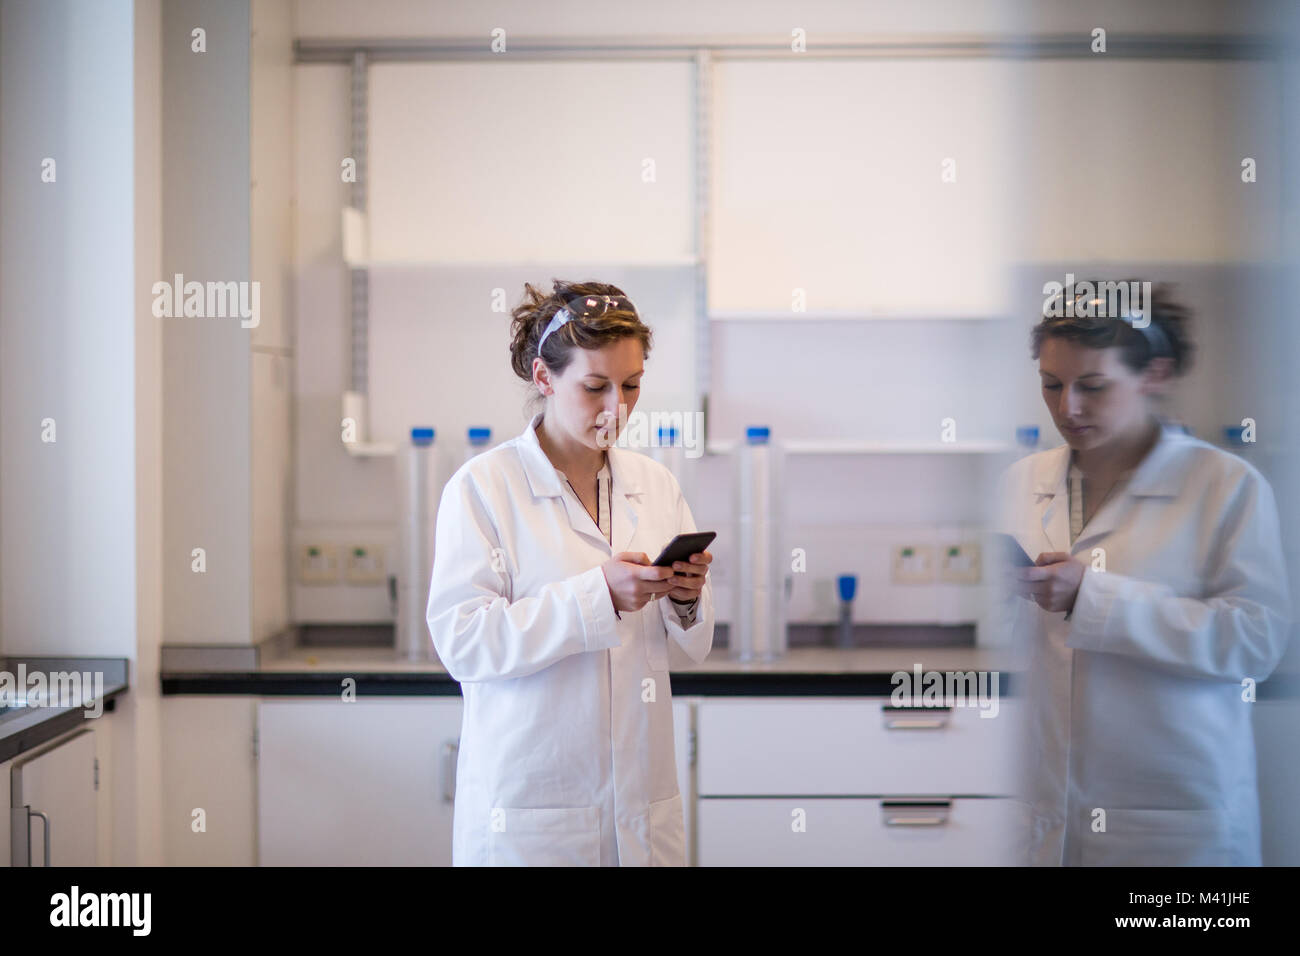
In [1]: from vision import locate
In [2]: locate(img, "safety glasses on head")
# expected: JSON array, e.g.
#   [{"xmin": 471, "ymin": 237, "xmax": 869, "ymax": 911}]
[
  {"xmin": 537, "ymin": 292, "xmax": 639, "ymax": 354},
  {"xmin": 1043, "ymin": 285, "xmax": 1172, "ymax": 359}
]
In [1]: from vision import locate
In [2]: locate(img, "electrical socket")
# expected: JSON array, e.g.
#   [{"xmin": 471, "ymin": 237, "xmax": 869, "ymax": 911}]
[
  {"xmin": 891, "ymin": 544, "xmax": 936, "ymax": 585},
  {"xmin": 299, "ymin": 544, "xmax": 340, "ymax": 584},
  {"xmin": 345, "ymin": 544, "xmax": 388, "ymax": 585},
  {"xmin": 939, "ymin": 542, "xmax": 982, "ymax": 584}
]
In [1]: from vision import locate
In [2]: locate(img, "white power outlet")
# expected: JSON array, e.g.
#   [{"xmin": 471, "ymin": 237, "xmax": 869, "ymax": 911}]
[
  {"xmin": 939, "ymin": 542, "xmax": 982, "ymax": 584},
  {"xmin": 346, "ymin": 544, "xmax": 388, "ymax": 585},
  {"xmin": 299, "ymin": 544, "xmax": 340, "ymax": 584},
  {"xmin": 891, "ymin": 544, "xmax": 936, "ymax": 585}
]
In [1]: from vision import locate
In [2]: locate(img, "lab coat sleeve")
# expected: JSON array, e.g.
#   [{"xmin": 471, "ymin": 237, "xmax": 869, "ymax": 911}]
[
  {"xmin": 426, "ymin": 473, "xmax": 622, "ymax": 683},
  {"xmin": 658, "ymin": 476, "xmax": 714, "ymax": 664},
  {"xmin": 1066, "ymin": 468, "xmax": 1292, "ymax": 682}
]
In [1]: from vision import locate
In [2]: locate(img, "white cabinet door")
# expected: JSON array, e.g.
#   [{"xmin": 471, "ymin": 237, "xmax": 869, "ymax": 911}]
[
  {"xmin": 258, "ymin": 698, "xmax": 462, "ymax": 866},
  {"xmin": 9, "ymin": 729, "xmax": 97, "ymax": 866},
  {"xmin": 698, "ymin": 797, "xmax": 1022, "ymax": 866}
]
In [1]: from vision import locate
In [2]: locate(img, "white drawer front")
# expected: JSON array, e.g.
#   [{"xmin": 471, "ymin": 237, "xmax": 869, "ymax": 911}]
[
  {"xmin": 697, "ymin": 698, "xmax": 1020, "ymax": 796},
  {"xmin": 698, "ymin": 797, "xmax": 1024, "ymax": 866}
]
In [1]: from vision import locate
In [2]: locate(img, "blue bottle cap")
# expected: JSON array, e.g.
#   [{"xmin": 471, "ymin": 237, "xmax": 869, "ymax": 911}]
[
  {"xmin": 1224, "ymin": 425, "xmax": 1245, "ymax": 445},
  {"xmin": 1015, "ymin": 425, "xmax": 1039, "ymax": 447},
  {"xmin": 837, "ymin": 574, "xmax": 857, "ymax": 602},
  {"xmin": 468, "ymin": 427, "xmax": 491, "ymax": 444},
  {"xmin": 657, "ymin": 426, "xmax": 678, "ymax": 445},
  {"xmin": 745, "ymin": 426, "xmax": 770, "ymax": 444},
  {"xmin": 411, "ymin": 427, "xmax": 435, "ymax": 446}
]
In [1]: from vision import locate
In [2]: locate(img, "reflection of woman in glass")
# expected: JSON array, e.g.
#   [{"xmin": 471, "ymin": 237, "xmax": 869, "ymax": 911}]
[{"xmin": 999, "ymin": 281, "xmax": 1291, "ymax": 865}]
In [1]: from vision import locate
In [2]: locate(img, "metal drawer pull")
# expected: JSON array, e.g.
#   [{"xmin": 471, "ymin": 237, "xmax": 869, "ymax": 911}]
[
  {"xmin": 29, "ymin": 808, "xmax": 51, "ymax": 866},
  {"xmin": 885, "ymin": 816, "xmax": 946, "ymax": 826},
  {"xmin": 882, "ymin": 800, "xmax": 952, "ymax": 827},
  {"xmin": 881, "ymin": 704, "xmax": 951, "ymax": 730}
]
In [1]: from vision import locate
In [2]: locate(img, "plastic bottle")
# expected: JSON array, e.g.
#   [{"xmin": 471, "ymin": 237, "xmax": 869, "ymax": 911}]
[
  {"xmin": 465, "ymin": 426, "xmax": 492, "ymax": 464},
  {"xmin": 398, "ymin": 427, "xmax": 435, "ymax": 661},
  {"xmin": 733, "ymin": 426, "xmax": 787, "ymax": 661}
]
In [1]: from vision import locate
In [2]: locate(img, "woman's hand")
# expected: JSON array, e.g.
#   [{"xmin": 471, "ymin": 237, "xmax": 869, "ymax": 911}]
[
  {"xmin": 667, "ymin": 550, "xmax": 712, "ymax": 604},
  {"xmin": 601, "ymin": 552, "xmax": 676, "ymax": 613},
  {"xmin": 1013, "ymin": 551, "xmax": 1085, "ymax": 613}
]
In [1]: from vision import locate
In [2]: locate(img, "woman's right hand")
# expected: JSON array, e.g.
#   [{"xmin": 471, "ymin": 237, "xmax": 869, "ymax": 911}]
[{"xmin": 601, "ymin": 552, "xmax": 676, "ymax": 613}]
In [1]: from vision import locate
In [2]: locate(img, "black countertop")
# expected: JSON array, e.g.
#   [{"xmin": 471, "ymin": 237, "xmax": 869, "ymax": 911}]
[{"xmin": 0, "ymin": 657, "xmax": 130, "ymax": 764}]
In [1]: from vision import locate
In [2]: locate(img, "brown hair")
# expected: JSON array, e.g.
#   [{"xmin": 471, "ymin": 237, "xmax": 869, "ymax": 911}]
[
  {"xmin": 508, "ymin": 279, "xmax": 653, "ymax": 385},
  {"xmin": 1030, "ymin": 279, "xmax": 1195, "ymax": 376}
]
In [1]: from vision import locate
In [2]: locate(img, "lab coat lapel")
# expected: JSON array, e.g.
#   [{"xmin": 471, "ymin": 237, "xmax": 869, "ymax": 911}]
[
  {"xmin": 1031, "ymin": 445, "xmax": 1071, "ymax": 556},
  {"xmin": 608, "ymin": 448, "xmax": 644, "ymax": 557},
  {"xmin": 1071, "ymin": 425, "xmax": 1186, "ymax": 554},
  {"xmin": 515, "ymin": 412, "xmax": 608, "ymax": 546},
  {"xmin": 516, "ymin": 413, "xmax": 643, "ymax": 553}
]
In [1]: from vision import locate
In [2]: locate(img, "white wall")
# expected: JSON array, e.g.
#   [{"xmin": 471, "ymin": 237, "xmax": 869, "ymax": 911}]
[
  {"xmin": 0, "ymin": 0, "xmax": 169, "ymax": 867},
  {"xmin": 160, "ymin": 0, "xmax": 254, "ymax": 643},
  {"xmin": 287, "ymin": 1, "xmax": 1286, "ymax": 631},
  {"xmin": 122, "ymin": 0, "xmax": 166, "ymax": 870},
  {"xmin": 250, "ymin": 0, "xmax": 295, "ymax": 643},
  {"xmin": 0, "ymin": 0, "xmax": 137, "ymax": 657}
]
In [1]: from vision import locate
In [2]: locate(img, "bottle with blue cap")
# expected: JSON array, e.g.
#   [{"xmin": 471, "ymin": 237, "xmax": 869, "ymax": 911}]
[
  {"xmin": 650, "ymin": 424, "xmax": 682, "ymax": 475},
  {"xmin": 465, "ymin": 426, "xmax": 492, "ymax": 464},
  {"xmin": 1015, "ymin": 425, "xmax": 1039, "ymax": 459},
  {"xmin": 1222, "ymin": 423, "xmax": 1253, "ymax": 462},
  {"xmin": 398, "ymin": 426, "xmax": 436, "ymax": 662},
  {"xmin": 649, "ymin": 423, "xmax": 700, "ymax": 538},
  {"xmin": 733, "ymin": 425, "xmax": 787, "ymax": 661},
  {"xmin": 835, "ymin": 574, "xmax": 857, "ymax": 648}
]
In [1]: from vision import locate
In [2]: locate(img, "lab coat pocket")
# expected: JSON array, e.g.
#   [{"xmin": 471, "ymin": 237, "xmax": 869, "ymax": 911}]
[
  {"xmin": 647, "ymin": 792, "xmax": 686, "ymax": 867},
  {"xmin": 643, "ymin": 609, "xmax": 670, "ymax": 672},
  {"xmin": 487, "ymin": 806, "xmax": 602, "ymax": 867},
  {"xmin": 1077, "ymin": 808, "xmax": 1233, "ymax": 866}
]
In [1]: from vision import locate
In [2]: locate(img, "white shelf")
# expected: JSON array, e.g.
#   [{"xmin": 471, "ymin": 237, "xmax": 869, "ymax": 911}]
[
  {"xmin": 342, "ymin": 207, "xmax": 701, "ymax": 269},
  {"xmin": 353, "ymin": 256, "xmax": 703, "ymax": 270},
  {"xmin": 708, "ymin": 310, "xmax": 1004, "ymax": 322},
  {"xmin": 704, "ymin": 439, "xmax": 1013, "ymax": 455},
  {"xmin": 344, "ymin": 441, "xmax": 398, "ymax": 458}
]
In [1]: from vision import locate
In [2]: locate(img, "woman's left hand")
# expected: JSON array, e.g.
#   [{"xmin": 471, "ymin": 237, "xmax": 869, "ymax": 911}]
[
  {"xmin": 1013, "ymin": 551, "xmax": 1085, "ymax": 613},
  {"xmin": 668, "ymin": 550, "xmax": 712, "ymax": 603}
]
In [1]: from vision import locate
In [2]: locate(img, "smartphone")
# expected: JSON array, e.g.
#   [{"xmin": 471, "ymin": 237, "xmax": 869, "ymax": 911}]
[
  {"xmin": 995, "ymin": 533, "xmax": 1034, "ymax": 568},
  {"xmin": 652, "ymin": 531, "xmax": 717, "ymax": 568}
]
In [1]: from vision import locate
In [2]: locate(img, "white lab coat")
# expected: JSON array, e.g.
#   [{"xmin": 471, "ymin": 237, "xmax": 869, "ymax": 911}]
[
  {"xmin": 426, "ymin": 411, "xmax": 714, "ymax": 866},
  {"xmin": 997, "ymin": 425, "xmax": 1291, "ymax": 865}
]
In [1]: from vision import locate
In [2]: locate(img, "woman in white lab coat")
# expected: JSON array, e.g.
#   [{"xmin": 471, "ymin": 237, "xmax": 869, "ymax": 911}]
[
  {"xmin": 999, "ymin": 280, "xmax": 1290, "ymax": 866},
  {"xmin": 426, "ymin": 279, "xmax": 714, "ymax": 866}
]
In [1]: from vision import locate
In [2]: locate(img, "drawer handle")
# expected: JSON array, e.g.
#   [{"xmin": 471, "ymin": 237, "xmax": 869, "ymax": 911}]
[
  {"xmin": 882, "ymin": 800, "xmax": 951, "ymax": 827},
  {"xmin": 883, "ymin": 716, "xmax": 950, "ymax": 730},
  {"xmin": 27, "ymin": 808, "xmax": 51, "ymax": 865},
  {"xmin": 884, "ymin": 815, "xmax": 947, "ymax": 827},
  {"xmin": 881, "ymin": 704, "xmax": 951, "ymax": 730}
]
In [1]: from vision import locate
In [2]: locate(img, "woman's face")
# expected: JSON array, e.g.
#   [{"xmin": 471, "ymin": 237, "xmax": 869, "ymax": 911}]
[
  {"xmin": 1037, "ymin": 337, "xmax": 1161, "ymax": 452},
  {"xmin": 536, "ymin": 337, "xmax": 644, "ymax": 451}
]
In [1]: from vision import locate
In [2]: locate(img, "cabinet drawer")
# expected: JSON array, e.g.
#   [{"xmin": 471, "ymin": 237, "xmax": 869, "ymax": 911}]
[
  {"xmin": 697, "ymin": 697, "xmax": 1019, "ymax": 796},
  {"xmin": 698, "ymin": 797, "xmax": 1024, "ymax": 866}
]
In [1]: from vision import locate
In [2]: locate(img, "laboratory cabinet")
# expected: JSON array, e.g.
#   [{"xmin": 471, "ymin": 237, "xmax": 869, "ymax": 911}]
[
  {"xmin": 691, "ymin": 697, "xmax": 1023, "ymax": 866},
  {"xmin": 256, "ymin": 696, "xmax": 696, "ymax": 866},
  {"xmin": 257, "ymin": 698, "xmax": 463, "ymax": 866},
  {"xmin": 8, "ymin": 728, "xmax": 99, "ymax": 866}
]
